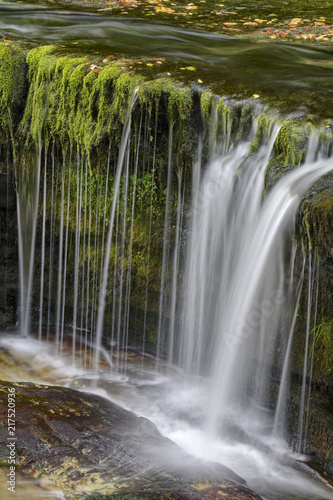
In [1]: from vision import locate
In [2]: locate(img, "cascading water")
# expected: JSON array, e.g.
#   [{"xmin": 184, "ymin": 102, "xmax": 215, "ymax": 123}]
[
  {"xmin": 1, "ymin": 35, "xmax": 333, "ymax": 498},
  {"xmin": 179, "ymin": 124, "xmax": 333, "ymax": 449}
]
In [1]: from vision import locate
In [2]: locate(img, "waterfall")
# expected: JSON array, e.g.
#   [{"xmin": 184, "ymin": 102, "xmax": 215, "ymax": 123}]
[
  {"xmin": 9, "ymin": 79, "xmax": 333, "ymax": 487},
  {"xmin": 180, "ymin": 116, "xmax": 333, "ymax": 446},
  {"xmin": 2, "ymin": 9, "xmax": 333, "ymax": 498}
]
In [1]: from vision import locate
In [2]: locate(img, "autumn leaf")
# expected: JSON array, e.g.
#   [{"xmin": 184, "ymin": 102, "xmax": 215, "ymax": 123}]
[
  {"xmin": 290, "ymin": 18, "xmax": 302, "ymax": 26},
  {"xmin": 155, "ymin": 5, "xmax": 174, "ymax": 13}
]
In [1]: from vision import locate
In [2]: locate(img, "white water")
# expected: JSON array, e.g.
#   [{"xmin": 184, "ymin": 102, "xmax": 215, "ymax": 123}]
[
  {"xmin": 179, "ymin": 125, "xmax": 333, "ymax": 451},
  {"xmin": 10, "ymin": 95, "xmax": 333, "ymax": 499},
  {"xmin": 1, "ymin": 333, "xmax": 332, "ymax": 500}
]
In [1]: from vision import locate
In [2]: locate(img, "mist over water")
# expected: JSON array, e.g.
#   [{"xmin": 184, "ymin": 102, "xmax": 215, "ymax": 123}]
[{"xmin": 1, "ymin": 332, "xmax": 333, "ymax": 500}]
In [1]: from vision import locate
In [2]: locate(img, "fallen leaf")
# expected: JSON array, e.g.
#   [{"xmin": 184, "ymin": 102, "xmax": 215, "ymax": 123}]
[
  {"xmin": 185, "ymin": 66, "xmax": 196, "ymax": 70},
  {"xmin": 146, "ymin": 63, "xmax": 154, "ymax": 66},
  {"xmin": 198, "ymin": 79, "xmax": 203, "ymax": 83},
  {"xmin": 253, "ymin": 94, "xmax": 260, "ymax": 99},
  {"xmin": 290, "ymin": 18, "xmax": 302, "ymax": 25},
  {"xmin": 155, "ymin": 6, "xmax": 174, "ymax": 13}
]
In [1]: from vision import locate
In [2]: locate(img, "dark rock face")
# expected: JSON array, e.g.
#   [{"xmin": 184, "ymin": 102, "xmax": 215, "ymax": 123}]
[
  {"xmin": 294, "ymin": 177, "xmax": 333, "ymax": 392},
  {"xmin": 0, "ymin": 169, "xmax": 18, "ymax": 328},
  {"xmin": 0, "ymin": 381, "xmax": 262, "ymax": 499}
]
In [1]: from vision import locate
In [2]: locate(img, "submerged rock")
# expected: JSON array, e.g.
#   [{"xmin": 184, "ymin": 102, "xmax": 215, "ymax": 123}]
[{"xmin": 0, "ymin": 381, "xmax": 262, "ymax": 499}]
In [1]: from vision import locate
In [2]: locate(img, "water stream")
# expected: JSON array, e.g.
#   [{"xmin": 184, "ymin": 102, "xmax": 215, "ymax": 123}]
[
  {"xmin": 1, "ymin": 2, "xmax": 333, "ymax": 499},
  {"xmin": 12, "ymin": 101, "xmax": 333, "ymax": 499}
]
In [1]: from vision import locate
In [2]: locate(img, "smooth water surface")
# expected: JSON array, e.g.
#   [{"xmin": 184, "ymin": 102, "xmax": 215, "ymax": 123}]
[{"xmin": 1, "ymin": 2, "xmax": 333, "ymax": 115}]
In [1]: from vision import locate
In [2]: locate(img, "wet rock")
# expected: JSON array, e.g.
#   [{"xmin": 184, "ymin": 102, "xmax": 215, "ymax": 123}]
[
  {"xmin": 0, "ymin": 170, "xmax": 18, "ymax": 328},
  {"xmin": 267, "ymin": 376, "xmax": 333, "ymax": 479},
  {"xmin": 0, "ymin": 381, "xmax": 262, "ymax": 499}
]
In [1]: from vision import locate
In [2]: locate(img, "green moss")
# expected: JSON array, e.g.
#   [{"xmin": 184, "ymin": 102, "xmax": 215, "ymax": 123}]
[
  {"xmin": 298, "ymin": 183, "xmax": 333, "ymax": 258},
  {"xmin": 274, "ymin": 120, "xmax": 313, "ymax": 166},
  {"xmin": 311, "ymin": 319, "xmax": 333, "ymax": 378},
  {"xmin": 200, "ymin": 91, "xmax": 214, "ymax": 125},
  {"xmin": 249, "ymin": 113, "xmax": 272, "ymax": 155},
  {"xmin": 138, "ymin": 78, "xmax": 191, "ymax": 121},
  {"xmin": 263, "ymin": 119, "xmax": 331, "ymax": 196},
  {"xmin": 0, "ymin": 44, "xmax": 26, "ymax": 143},
  {"xmin": 21, "ymin": 47, "xmax": 140, "ymax": 151}
]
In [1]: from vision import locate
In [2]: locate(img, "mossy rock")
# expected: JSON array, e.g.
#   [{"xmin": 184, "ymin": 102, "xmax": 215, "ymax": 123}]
[{"xmin": 0, "ymin": 379, "xmax": 262, "ymax": 499}]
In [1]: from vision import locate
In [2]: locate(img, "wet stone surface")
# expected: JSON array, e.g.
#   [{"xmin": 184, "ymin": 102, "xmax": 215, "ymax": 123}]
[{"xmin": 0, "ymin": 380, "xmax": 263, "ymax": 499}]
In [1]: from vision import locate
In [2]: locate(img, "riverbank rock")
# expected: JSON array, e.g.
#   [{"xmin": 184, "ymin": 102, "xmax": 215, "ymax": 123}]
[{"xmin": 0, "ymin": 380, "xmax": 262, "ymax": 499}]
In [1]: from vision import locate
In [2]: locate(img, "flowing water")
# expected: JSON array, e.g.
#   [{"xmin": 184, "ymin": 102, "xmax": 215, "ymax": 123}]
[
  {"xmin": 1, "ymin": 1, "xmax": 333, "ymax": 116},
  {"xmin": 1, "ymin": 2, "xmax": 333, "ymax": 499},
  {"xmin": 10, "ymin": 101, "xmax": 333, "ymax": 499}
]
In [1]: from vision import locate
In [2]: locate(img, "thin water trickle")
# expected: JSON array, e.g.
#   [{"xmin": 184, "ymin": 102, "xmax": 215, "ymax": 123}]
[
  {"xmin": 298, "ymin": 247, "xmax": 313, "ymax": 453},
  {"xmin": 142, "ymin": 124, "xmax": 157, "ymax": 363},
  {"xmin": 60, "ymin": 161, "xmax": 71, "ymax": 356},
  {"xmin": 55, "ymin": 162, "xmax": 65, "ymax": 354},
  {"xmin": 273, "ymin": 250, "xmax": 306, "ymax": 438},
  {"xmin": 168, "ymin": 167, "xmax": 182, "ymax": 366},
  {"xmin": 47, "ymin": 149, "xmax": 58, "ymax": 343},
  {"xmin": 16, "ymin": 141, "xmax": 42, "ymax": 338},
  {"xmin": 38, "ymin": 154, "xmax": 47, "ymax": 341},
  {"xmin": 94, "ymin": 89, "xmax": 138, "ymax": 372},
  {"xmin": 156, "ymin": 122, "xmax": 174, "ymax": 364},
  {"xmin": 304, "ymin": 262, "xmax": 320, "ymax": 449}
]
